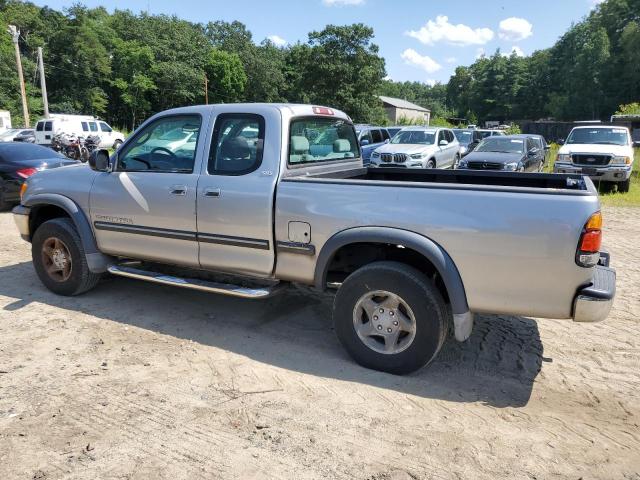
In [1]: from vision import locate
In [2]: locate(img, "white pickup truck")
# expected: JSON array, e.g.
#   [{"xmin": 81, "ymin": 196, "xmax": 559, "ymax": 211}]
[
  {"xmin": 554, "ymin": 125, "xmax": 635, "ymax": 192},
  {"xmin": 13, "ymin": 104, "xmax": 616, "ymax": 374}
]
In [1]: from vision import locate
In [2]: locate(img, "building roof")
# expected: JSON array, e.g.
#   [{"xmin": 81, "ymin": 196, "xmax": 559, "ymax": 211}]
[{"xmin": 379, "ymin": 96, "xmax": 430, "ymax": 113}]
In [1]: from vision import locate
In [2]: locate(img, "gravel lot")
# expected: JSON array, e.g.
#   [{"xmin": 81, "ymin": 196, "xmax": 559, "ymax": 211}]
[{"xmin": 0, "ymin": 207, "xmax": 639, "ymax": 480}]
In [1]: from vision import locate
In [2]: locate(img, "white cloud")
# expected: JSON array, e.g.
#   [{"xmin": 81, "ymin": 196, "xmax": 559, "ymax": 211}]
[
  {"xmin": 445, "ymin": 56, "xmax": 457, "ymax": 64},
  {"xmin": 401, "ymin": 49, "xmax": 442, "ymax": 74},
  {"xmin": 498, "ymin": 17, "xmax": 533, "ymax": 41},
  {"xmin": 322, "ymin": 0, "xmax": 365, "ymax": 5},
  {"xmin": 406, "ymin": 15, "xmax": 494, "ymax": 47},
  {"xmin": 267, "ymin": 35, "xmax": 287, "ymax": 47},
  {"xmin": 502, "ymin": 46, "xmax": 525, "ymax": 57},
  {"xmin": 425, "ymin": 79, "xmax": 437, "ymax": 87}
]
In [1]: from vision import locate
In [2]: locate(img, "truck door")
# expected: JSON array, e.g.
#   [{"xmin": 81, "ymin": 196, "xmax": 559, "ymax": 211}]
[
  {"xmin": 90, "ymin": 114, "xmax": 204, "ymax": 267},
  {"xmin": 196, "ymin": 109, "xmax": 279, "ymax": 277}
]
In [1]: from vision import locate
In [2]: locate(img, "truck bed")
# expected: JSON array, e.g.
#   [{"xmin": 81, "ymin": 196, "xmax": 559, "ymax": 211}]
[{"xmin": 303, "ymin": 166, "xmax": 595, "ymax": 195}]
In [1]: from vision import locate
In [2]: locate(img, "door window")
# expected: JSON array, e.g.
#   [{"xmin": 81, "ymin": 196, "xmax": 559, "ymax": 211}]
[
  {"xmin": 527, "ymin": 138, "xmax": 535, "ymax": 152},
  {"xmin": 381, "ymin": 129, "xmax": 390, "ymax": 141},
  {"xmin": 437, "ymin": 131, "xmax": 446, "ymax": 144},
  {"xmin": 36, "ymin": 122, "xmax": 44, "ymax": 132},
  {"xmin": 81, "ymin": 122, "xmax": 89, "ymax": 132},
  {"xmin": 208, "ymin": 114, "xmax": 265, "ymax": 175},
  {"xmin": 371, "ymin": 129, "xmax": 383, "ymax": 144},
  {"xmin": 445, "ymin": 130, "xmax": 455, "ymax": 143},
  {"xmin": 44, "ymin": 121, "xmax": 52, "ymax": 131},
  {"xmin": 99, "ymin": 122, "xmax": 112, "ymax": 133},
  {"xmin": 117, "ymin": 114, "xmax": 202, "ymax": 173},
  {"xmin": 89, "ymin": 122, "xmax": 98, "ymax": 132},
  {"xmin": 359, "ymin": 130, "xmax": 373, "ymax": 144}
]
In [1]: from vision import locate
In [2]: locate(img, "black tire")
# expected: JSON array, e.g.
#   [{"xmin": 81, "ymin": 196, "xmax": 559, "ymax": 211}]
[
  {"xmin": 32, "ymin": 218, "xmax": 101, "ymax": 296},
  {"xmin": 426, "ymin": 159, "xmax": 436, "ymax": 169},
  {"xmin": 618, "ymin": 178, "xmax": 631, "ymax": 193},
  {"xmin": 333, "ymin": 261, "xmax": 449, "ymax": 375},
  {"xmin": 452, "ymin": 154, "xmax": 460, "ymax": 169},
  {"xmin": 0, "ymin": 182, "xmax": 11, "ymax": 211}
]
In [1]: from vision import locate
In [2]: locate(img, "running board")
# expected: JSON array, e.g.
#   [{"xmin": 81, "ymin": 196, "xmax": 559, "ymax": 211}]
[{"xmin": 107, "ymin": 264, "xmax": 284, "ymax": 299}]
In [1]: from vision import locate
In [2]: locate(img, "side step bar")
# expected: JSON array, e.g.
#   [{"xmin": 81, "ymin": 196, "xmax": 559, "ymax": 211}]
[{"xmin": 107, "ymin": 264, "xmax": 285, "ymax": 299}]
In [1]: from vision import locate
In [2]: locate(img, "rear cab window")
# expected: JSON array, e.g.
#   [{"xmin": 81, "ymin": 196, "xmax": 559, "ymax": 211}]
[
  {"xmin": 36, "ymin": 122, "xmax": 44, "ymax": 132},
  {"xmin": 289, "ymin": 117, "xmax": 359, "ymax": 165}
]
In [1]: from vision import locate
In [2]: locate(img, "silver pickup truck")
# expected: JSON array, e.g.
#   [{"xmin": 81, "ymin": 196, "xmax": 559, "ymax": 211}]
[{"xmin": 12, "ymin": 104, "xmax": 616, "ymax": 374}]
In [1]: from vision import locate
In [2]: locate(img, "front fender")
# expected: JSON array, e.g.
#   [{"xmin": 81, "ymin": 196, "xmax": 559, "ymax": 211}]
[
  {"xmin": 23, "ymin": 193, "xmax": 112, "ymax": 273},
  {"xmin": 314, "ymin": 226, "xmax": 469, "ymax": 316}
]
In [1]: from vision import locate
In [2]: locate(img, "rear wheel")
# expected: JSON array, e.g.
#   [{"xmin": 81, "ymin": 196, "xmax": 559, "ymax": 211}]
[
  {"xmin": 333, "ymin": 261, "xmax": 449, "ymax": 375},
  {"xmin": 32, "ymin": 218, "xmax": 101, "ymax": 296},
  {"xmin": 618, "ymin": 178, "xmax": 631, "ymax": 193}
]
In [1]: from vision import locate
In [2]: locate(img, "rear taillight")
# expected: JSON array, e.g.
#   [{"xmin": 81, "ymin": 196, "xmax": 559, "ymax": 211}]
[
  {"xmin": 16, "ymin": 167, "xmax": 38, "ymax": 179},
  {"xmin": 576, "ymin": 211, "xmax": 602, "ymax": 267}
]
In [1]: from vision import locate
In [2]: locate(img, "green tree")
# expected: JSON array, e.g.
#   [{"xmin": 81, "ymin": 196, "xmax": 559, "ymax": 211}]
[{"xmin": 205, "ymin": 49, "xmax": 246, "ymax": 103}]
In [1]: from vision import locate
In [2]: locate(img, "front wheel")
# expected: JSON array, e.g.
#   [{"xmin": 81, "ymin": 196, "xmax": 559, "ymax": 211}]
[
  {"xmin": 452, "ymin": 154, "xmax": 460, "ymax": 169},
  {"xmin": 333, "ymin": 261, "xmax": 449, "ymax": 375},
  {"xmin": 426, "ymin": 159, "xmax": 436, "ymax": 169},
  {"xmin": 618, "ymin": 178, "xmax": 631, "ymax": 193},
  {"xmin": 32, "ymin": 218, "xmax": 102, "ymax": 296}
]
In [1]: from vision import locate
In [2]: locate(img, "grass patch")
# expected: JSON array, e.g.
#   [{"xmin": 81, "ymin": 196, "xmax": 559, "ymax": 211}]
[{"xmin": 544, "ymin": 145, "xmax": 640, "ymax": 207}]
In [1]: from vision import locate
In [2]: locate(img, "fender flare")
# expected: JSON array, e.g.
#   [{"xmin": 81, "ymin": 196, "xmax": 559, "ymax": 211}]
[
  {"xmin": 23, "ymin": 193, "xmax": 112, "ymax": 273},
  {"xmin": 314, "ymin": 226, "xmax": 469, "ymax": 315}
]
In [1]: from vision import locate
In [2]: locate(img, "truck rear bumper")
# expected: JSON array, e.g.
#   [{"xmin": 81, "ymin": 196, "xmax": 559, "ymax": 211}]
[
  {"xmin": 573, "ymin": 265, "xmax": 616, "ymax": 323},
  {"xmin": 12, "ymin": 205, "xmax": 31, "ymax": 241}
]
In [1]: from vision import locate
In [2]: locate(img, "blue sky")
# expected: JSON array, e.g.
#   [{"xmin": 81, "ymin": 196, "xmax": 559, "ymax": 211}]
[{"xmin": 34, "ymin": 0, "xmax": 603, "ymax": 85}]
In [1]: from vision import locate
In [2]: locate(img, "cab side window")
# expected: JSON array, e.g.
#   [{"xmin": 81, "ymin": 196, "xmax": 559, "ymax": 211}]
[
  {"xmin": 117, "ymin": 115, "xmax": 202, "ymax": 173},
  {"xmin": 89, "ymin": 122, "xmax": 98, "ymax": 132},
  {"xmin": 99, "ymin": 122, "xmax": 112, "ymax": 133},
  {"xmin": 381, "ymin": 129, "xmax": 390, "ymax": 141},
  {"xmin": 371, "ymin": 129, "xmax": 383, "ymax": 144},
  {"xmin": 437, "ymin": 131, "xmax": 446, "ymax": 144},
  {"xmin": 208, "ymin": 114, "xmax": 265, "ymax": 175},
  {"xmin": 36, "ymin": 122, "xmax": 44, "ymax": 132}
]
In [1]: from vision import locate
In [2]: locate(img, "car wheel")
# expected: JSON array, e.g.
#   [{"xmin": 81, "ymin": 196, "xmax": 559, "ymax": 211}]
[
  {"xmin": 452, "ymin": 154, "xmax": 460, "ymax": 169},
  {"xmin": 333, "ymin": 261, "xmax": 449, "ymax": 375},
  {"xmin": 618, "ymin": 178, "xmax": 631, "ymax": 193},
  {"xmin": 32, "ymin": 218, "xmax": 102, "ymax": 296},
  {"xmin": 113, "ymin": 139, "xmax": 123, "ymax": 150},
  {"xmin": 426, "ymin": 159, "xmax": 436, "ymax": 169},
  {"xmin": 0, "ymin": 181, "xmax": 11, "ymax": 211}
]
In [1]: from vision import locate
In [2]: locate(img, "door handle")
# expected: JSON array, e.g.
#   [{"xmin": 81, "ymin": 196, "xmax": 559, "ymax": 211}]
[
  {"xmin": 170, "ymin": 185, "xmax": 187, "ymax": 196},
  {"xmin": 203, "ymin": 188, "xmax": 221, "ymax": 198}
]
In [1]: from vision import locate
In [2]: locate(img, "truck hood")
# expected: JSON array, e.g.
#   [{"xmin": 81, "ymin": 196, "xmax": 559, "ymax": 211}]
[
  {"xmin": 463, "ymin": 151, "xmax": 523, "ymax": 163},
  {"xmin": 559, "ymin": 143, "xmax": 632, "ymax": 156},
  {"xmin": 374, "ymin": 144, "xmax": 437, "ymax": 155}
]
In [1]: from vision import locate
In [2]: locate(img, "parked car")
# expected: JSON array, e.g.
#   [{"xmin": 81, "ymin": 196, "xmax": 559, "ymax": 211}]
[
  {"xmin": 13, "ymin": 103, "xmax": 615, "ymax": 375},
  {"xmin": 452, "ymin": 128, "xmax": 484, "ymax": 157},
  {"xmin": 35, "ymin": 114, "xmax": 125, "ymax": 150},
  {"xmin": 0, "ymin": 128, "xmax": 22, "ymax": 142},
  {"xmin": 554, "ymin": 126, "xmax": 635, "ymax": 192},
  {"xmin": 355, "ymin": 125, "xmax": 391, "ymax": 165},
  {"xmin": 0, "ymin": 142, "xmax": 77, "ymax": 210},
  {"xmin": 457, "ymin": 135, "xmax": 546, "ymax": 172},
  {"xmin": 370, "ymin": 126, "xmax": 460, "ymax": 169},
  {"xmin": 12, "ymin": 129, "xmax": 35, "ymax": 143},
  {"xmin": 476, "ymin": 129, "xmax": 506, "ymax": 139}
]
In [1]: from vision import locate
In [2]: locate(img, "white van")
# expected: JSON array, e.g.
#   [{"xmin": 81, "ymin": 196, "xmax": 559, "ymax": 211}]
[
  {"xmin": 34, "ymin": 114, "xmax": 125, "ymax": 149},
  {"xmin": 0, "ymin": 110, "xmax": 12, "ymax": 132}
]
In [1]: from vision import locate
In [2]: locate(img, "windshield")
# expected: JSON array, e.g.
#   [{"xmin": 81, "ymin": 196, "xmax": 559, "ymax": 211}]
[
  {"xmin": 289, "ymin": 117, "xmax": 358, "ymax": 165},
  {"xmin": 476, "ymin": 137, "xmax": 524, "ymax": 154},
  {"xmin": 453, "ymin": 130, "xmax": 473, "ymax": 144},
  {"xmin": 566, "ymin": 128, "xmax": 628, "ymax": 146},
  {"xmin": 390, "ymin": 130, "xmax": 435, "ymax": 145}
]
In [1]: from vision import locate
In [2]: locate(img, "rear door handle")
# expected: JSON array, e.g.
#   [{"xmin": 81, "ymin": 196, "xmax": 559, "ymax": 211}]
[
  {"xmin": 203, "ymin": 188, "xmax": 221, "ymax": 198},
  {"xmin": 170, "ymin": 185, "xmax": 187, "ymax": 196}
]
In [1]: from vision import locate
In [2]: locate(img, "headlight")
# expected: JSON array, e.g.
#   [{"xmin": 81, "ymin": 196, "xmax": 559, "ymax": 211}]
[
  {"xmin": 504, "ymin": 162, "xmax": 519, "ymax": 171},
  {"xmin": 557, "ymin": 153, "xmax": 571, "ymax": 163},
  {"xmin": 372, "ymin": 151, "xmax": 380, "ymax": 158},
  {"xmin": 612, "ymin": 155, "xmax": 632, "ymax": 165},
  {"xmin": 410, "ymin": 153, "xmax": 425, "ymax": 159},
  {"xmin": 460, "ymin": 146, "xmax": 468, "ymax": 155}
]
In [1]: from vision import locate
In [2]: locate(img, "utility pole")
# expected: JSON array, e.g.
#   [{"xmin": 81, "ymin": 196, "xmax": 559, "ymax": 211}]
[
  {"xmin": 204, "ymin": 74, "xmax": 209, "ymax": 105},
  {"xmin": 37, "ymin": 47, "xmax": 49, "ymax": 118},
  {"xmin": 7, "ymin": 25, "xmax": 29, "ymax": 127}
]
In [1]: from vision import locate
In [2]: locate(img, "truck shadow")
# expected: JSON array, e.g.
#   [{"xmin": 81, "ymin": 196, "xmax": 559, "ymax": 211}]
[{"xmin": 1, "ymin": 261, "xmax": 543, "ymax": 408}]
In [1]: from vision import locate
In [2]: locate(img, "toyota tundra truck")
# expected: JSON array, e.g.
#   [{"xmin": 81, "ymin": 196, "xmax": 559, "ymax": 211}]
[
  {"xmin": 554, "ymin": 125, "xmax": 635, "ymax": 192},
  {"xmin": 12, "ymin": 104, "xmax": 616, "ymax": 374}
]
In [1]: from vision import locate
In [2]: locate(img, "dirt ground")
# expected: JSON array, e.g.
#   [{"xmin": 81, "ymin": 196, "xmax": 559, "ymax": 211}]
[{"xmin": 0, "ymin": 207, "xmax": 639, "ymax": 480}]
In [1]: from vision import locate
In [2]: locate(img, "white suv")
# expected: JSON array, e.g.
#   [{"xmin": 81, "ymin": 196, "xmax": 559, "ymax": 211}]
[
  {"xmin": 554, "ymin": 126, "xmax": 634, "ymax": 192},
  {"xmin": 369, "ymin": 127, "xmax": 460, "ymax": 169}
]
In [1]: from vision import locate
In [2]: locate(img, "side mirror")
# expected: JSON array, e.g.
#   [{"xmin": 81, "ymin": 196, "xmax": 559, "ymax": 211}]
[
  {"xmin": 88, "ymin": 149, "xmax": 112, "ymax": 172},
  {"xmin": 439, "ymin": 140, "xmax": 449, "ymax": 146},
  {"xmin": 558, "ymin": 139, "xmax": 565, "ymax": 145},
  {"xmin": 384, "ymin": 139, "xmax": 390, "ymax": 144},
  {"xmin": 360, "ymin": 139, "xmax": 370, "ymax": 146}
]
